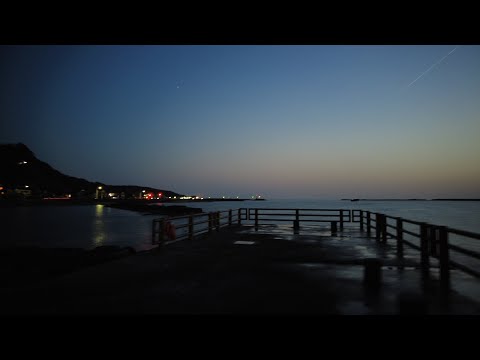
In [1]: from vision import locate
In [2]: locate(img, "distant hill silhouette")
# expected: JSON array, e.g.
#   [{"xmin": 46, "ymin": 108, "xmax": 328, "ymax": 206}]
[{"xmin": 0, "ymin": 143, "xmax": 181, "ymax": 199}]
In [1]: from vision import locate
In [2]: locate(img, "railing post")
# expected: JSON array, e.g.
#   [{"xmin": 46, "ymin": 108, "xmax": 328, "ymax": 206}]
[
  {"xmin": 420, "ymin": 223, "xmax": 430, "ymax": 271},
  {"xmin": 331, "ymin": 221, "xmax": 337, "ymax": 234},
  {"xmin": 208, "ymin": 213, "xmax": 212, "ymax": 233},
  {"xmin": 430, "ymin": 226, "xmax": 438, "ymax": 256},
  {"xmin": 238, "ymin": 209, "xmax": 241, "ymax": 225},
  {"xmin": 375, "ymin": 213, "xmax": 381, "ymax": 241},
  {"xmin": 367, "ymin": 211, "xmax": 371, "ymax": 236},
  {"xmin": 340, "ymin": 210, "xmax": 344, "ymax": 230},
  {"xmin": 255, "ymin": 209, "xmax": 258, "ymax": 231},
  {"xmin": 360, "ymin": 210, "xmax": 364, "ymax": 231},
  {"xmin": 293, "ymin": 220, "xmax": 300, "ymax": 233},
  {"xmin": 152, "ymin": 219, "xmax": 165, "ymax": 245},
  {"xmin": 228, "ymin": 209, "xmax": 232, "ymax": 226},
  {"xmin": 396, "ymin": 217, "xmax": 403, "ymax": 259},
  {"xmin": 216, "ymin": 211, "xmax": 220, "ymax": 231},
  {"xmin": 188, "ymin": 215, "xmax": 194, "ymax": 240},
  {"xmin": 294, "ymin": 209, "xmax": 300, "ymax": 233},
  {"xmin": 438, "ymin": 226, "xmax": 450, "ymax": 291},
  {"xmin": 381, "ymin": 215, "xmax": 387, "ymax": 243}
]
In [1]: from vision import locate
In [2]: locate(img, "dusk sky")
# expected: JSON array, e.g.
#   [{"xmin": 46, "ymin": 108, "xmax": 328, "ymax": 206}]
[{"xmin": 1, "ymin": 45, "xmax": 479, "ymax": 199}]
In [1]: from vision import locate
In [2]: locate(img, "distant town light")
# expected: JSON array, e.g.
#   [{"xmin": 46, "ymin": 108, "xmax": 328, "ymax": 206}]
[
  {"xmin": 98, "ymin": 186, "xmax": 103, "ymax": 190},
  {"xmin": 25, "ymin": 185, "xmax": 29, "ymax": 188},
  {"xmin": 142, "ymin": 190, "xmax": 146, "ymax": 193}
]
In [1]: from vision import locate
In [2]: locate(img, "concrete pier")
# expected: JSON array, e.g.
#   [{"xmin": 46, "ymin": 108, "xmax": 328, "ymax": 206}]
[{"xmin": 1, "ymin": 224, "xmax": 480, "ymax": 315}]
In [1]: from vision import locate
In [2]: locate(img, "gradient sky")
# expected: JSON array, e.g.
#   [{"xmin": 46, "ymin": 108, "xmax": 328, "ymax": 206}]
[{"xmin": 1, "ymin": 45, "xmax": 479, "ymax": 199}]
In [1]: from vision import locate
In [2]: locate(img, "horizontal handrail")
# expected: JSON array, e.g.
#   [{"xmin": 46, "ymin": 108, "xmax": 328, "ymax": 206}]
[
  {"xmin": 449, "ymin": 228, "xmax": 480, "ymax": 240},
  {"xmin": 247, "ymin": 208, "xmax": 352, "ymax": 211},
  {"xmin": 402, "ymin": 229, "xmax": 420, "ymax": 238},
  {"xmin": 385, "ymin": 231, "xmax": 396, "ymax": 238},
  {"xmin": 245, "ymin": 208, "xmax": 349, "ymax": 218},
  {"xmin": 152, "ymin": 209, "xmax": 242, "ymax": 244},
  {"xmin": 448, "ymin": 244, "xmax": 480, "ymax": 260},
  {"xmin": 403, "ymin": 239, "xmax": 421, "ymax": 251},
  {"xmin": 253, "ymin": 213, "xmax": 346, "ymax": 217},
  {"xmin": 250, "ymin": 218, "xmax": 346, "ymax": 222}
]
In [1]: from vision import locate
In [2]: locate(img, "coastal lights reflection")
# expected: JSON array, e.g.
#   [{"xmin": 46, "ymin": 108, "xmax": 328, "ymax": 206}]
[{"xmin": 93, "ymin": 204, "xmax": 106, "ymax": 247}]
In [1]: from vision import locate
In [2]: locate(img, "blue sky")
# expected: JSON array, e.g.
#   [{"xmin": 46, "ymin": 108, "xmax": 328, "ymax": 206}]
[{"xmin": 1, "ymin": 45, "xmax": 479, "ymax": 199}]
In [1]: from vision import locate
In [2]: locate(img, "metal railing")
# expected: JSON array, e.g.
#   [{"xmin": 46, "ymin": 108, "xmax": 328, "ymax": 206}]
[
  {"xmin": 152, "ymin": 209, "xmax": 242, "ymax": 245},
  {"xmin": 152, "ymin": 208, "xmax": 480, "ymax": 289},
  {"xmin": 356, "ymin": 210, "xmax": 480, "ymax": 288},
  {"xmin": 242, "ymin": 208, "xmax": 351, "ymax": 232}
]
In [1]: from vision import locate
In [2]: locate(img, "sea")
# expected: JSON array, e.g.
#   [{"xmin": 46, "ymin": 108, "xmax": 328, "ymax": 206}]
[{"xmin": 1, "ymin": 199, "xmax": 480, "ymax": 252}]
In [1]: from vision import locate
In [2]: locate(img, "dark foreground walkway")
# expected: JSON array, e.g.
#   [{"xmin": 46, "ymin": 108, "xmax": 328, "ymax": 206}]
[{"xmin": 1, "ymin": 225, "xmax": 480, "ymax": 315}]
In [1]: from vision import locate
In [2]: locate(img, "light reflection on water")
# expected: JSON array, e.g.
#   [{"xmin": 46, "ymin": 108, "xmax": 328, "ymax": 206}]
[
  {"xmin": 0, "ymin": 205, "xmax": 155, "ymax": 251},
  {"xmin": 94, "ymin": 204, "xmax": 106, "ymax": 247}
]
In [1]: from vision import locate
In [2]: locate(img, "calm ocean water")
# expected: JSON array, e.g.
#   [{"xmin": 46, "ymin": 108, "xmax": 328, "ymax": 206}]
[{"xmin": 1, "ymin": 199, "xmax": 479, "ymax": 251}]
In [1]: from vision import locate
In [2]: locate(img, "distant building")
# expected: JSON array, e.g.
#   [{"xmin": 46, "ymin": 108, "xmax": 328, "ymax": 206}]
[
  {"xmin": 107, "ymin": 192, "xmax": 124, "ymax": 200},
  {"xmin": 14, "ymin": 187, "xmax": 32, "ymax": 198},
  {"xmin": 95, "ymin": 186, "xmax": 106, "ymax": 199}
]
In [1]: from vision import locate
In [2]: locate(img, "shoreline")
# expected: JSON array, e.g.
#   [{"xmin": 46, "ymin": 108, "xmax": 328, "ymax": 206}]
[
  {"xmin": 106, "ymin": 202, "xmax": 203, "ymax": 216},
  {"xmin": 0, "ymin": 198, "xmax": 264, "ymax": 207}
]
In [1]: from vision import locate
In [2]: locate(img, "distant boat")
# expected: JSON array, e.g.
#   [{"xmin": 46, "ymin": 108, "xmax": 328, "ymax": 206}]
[
  {"xmin": 350, "ymin": 199, "xmax": 359, "ymax": 202},
  {"xmin": 251, "ymin": 195, "xmax": 265, "ymax": 201}
]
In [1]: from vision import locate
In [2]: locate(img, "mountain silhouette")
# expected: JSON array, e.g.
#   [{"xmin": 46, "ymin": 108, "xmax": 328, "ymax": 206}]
[{"xmin": 0, "ymin": 143, "xmax": 180, "ymax": 199}]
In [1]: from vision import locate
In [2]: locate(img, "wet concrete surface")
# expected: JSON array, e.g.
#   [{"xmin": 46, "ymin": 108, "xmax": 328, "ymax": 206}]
[{"xmin": 1, "ymin": 224, "xmax": 479, "ymax": 315}]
